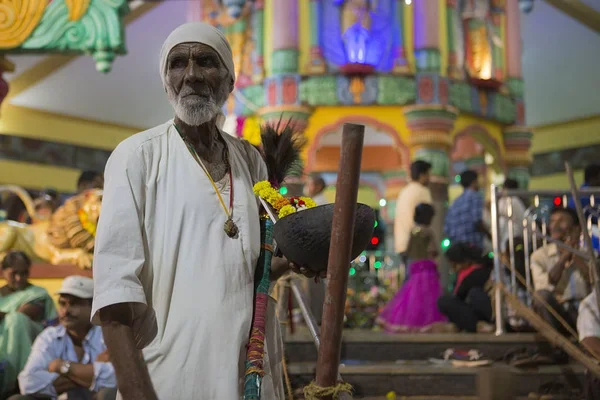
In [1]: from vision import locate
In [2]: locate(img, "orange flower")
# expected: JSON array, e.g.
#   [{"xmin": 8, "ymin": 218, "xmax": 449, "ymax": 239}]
[{"xmin": 273, "ymin": 197, "xmax": 290, "ymax": 210}]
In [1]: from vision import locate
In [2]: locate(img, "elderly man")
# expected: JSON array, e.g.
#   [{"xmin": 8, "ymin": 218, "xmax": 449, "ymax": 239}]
[{"xmin": 92, "ymin": 23, "xmax": 303, "ymax": 399}]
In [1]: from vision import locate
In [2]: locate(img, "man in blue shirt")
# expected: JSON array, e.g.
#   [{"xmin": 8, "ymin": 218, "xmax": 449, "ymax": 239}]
[
  {"xmin": 444, "ymin": 170, "xmax": 490, "ymax": 250},
  {"xmin": 13, "ymin": 276, "xmax": 116, "ymax": 400},
  {"xmin": 568, "ymin": 164, "xmax": 600, "ymax": 252}
]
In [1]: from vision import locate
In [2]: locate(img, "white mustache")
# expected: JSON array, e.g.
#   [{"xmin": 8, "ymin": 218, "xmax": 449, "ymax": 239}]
[{"xmin": 179, "ymin": 86, "xmax": 211, "ymax": 99}]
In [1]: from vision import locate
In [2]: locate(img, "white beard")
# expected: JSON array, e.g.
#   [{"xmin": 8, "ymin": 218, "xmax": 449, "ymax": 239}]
[{"xmin": 167, "ymin": 84, "xmax": 229, "ymax": 126}]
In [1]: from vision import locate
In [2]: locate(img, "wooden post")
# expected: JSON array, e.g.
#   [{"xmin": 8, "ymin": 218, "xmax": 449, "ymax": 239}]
[
  {"xmin": 477, "ymin": 367, "xmax": 515, "ymax": 400},
  {"xmin": 314, "ymin": 123, "xmax": 365, "ymax": 398}
]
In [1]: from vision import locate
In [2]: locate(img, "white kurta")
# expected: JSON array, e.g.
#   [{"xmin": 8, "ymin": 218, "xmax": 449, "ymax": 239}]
[
  {"xmin": 91, "ymin": 121, "xmax": 284, "ymax": 400},
  {"xmin": 393, "ymin": 181, "xmax": 432, "ymax": 254}
]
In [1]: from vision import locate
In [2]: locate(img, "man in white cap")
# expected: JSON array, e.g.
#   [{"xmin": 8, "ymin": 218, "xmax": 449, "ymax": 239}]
[
  {"xmin": 15, "ymin": 276, "xmax": 116, "ymax": 400},
  {"xmin": 92, "ymin": 22, "xmax": 306, "ymax": 399}
]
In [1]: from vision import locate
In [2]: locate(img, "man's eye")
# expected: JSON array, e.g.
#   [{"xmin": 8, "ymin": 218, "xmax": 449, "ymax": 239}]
[
  {"xmin": 170, "ymin": 58, "xmax": 187, "ymax": 69},
  {"xmin": 197, "ymin": 57, "xmax": 217, "ymax": 68}
]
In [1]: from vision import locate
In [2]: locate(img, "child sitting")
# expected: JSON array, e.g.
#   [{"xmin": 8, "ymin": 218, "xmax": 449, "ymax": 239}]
[
  {"xmin": 377, "ymin": 203, "xmax": 447, "ymax": 333},
  {"xmin": 437, "ymin": 242, "xmax": 493, "ymax": 333}
]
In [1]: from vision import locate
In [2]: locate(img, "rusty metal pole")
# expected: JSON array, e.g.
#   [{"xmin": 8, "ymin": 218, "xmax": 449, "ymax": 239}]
[{"xmin": 314, "ymin": 123, "xmax": 365, "ymax": 397}]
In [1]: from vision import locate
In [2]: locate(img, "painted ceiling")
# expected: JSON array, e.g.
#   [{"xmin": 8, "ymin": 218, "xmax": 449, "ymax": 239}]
[{"xmin": 4, "ymin": 0, "xmax": 600, "ymax": 140}]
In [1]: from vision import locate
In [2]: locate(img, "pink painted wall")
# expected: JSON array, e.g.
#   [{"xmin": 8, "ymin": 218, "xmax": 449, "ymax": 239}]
[
  {"xmin": 504, "ymin": 0, "xmax": 522, "ymax": 78},
  {"xmin": 413, "ymin": 1, "xmax": 440, "ymax": 49},
  {"xmin": 272, "ymin": 0, "xmax": 298, "ymax": 50}
]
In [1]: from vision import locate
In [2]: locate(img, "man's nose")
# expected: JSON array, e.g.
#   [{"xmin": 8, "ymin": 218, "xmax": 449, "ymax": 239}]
[{"xmin": 184, "ymin": 60, "xmax": 203, "ymax": 83}]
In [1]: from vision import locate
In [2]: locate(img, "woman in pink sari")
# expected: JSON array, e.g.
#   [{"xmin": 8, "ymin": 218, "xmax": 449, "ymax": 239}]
[{"xmin": 377, "ymin": 204, "xmax": 447, "ymax": 333}]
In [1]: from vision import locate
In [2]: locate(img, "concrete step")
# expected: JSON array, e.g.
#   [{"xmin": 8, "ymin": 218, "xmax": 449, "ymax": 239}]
[
  {"xmin": 287, "ymin": 361, "xmax": 585, "ymax": 398},
  {"xmin": 284, "ymin": 328, "xmax": 546, "ymax": 363}
]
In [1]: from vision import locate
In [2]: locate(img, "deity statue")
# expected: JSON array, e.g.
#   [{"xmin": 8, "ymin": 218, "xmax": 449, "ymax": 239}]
[
  {"xmin": 0, "ymin": 186, "xmax": 102, "ymax": 269},
  {"xmin": 341, "ymin": 0, "xmax": 373, "ymax": 64},
  {"xmin": 461, "ymin": 0, "xmax": 503, "ymax": 81}
]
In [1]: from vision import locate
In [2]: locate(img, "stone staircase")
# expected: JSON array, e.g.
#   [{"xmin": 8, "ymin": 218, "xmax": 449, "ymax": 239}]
[{"xmin": 284, "ymin": 328, "xmax": 586, "ymax": 399}]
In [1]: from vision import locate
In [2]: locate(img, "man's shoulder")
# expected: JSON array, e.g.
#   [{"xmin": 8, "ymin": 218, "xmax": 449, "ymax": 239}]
[
  {"xmin": 35, "ymin": 324, "xmax": 65, "ymax": 345},
  {"xmin": 117, "ymin": 121, "xmax": 172, "ymax": 152},
  {"xmin": 530, "ymin": 244, "xmax": 552, "ymax": 262},
  {"xmin": 109, "ymin": 121, "xmax": 172, "ymax": 164}
]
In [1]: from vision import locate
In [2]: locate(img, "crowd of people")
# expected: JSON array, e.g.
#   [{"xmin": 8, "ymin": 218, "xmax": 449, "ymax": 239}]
[{"xmin": 379, "ymin": 160, "xmax": 600, "ymax": 390}]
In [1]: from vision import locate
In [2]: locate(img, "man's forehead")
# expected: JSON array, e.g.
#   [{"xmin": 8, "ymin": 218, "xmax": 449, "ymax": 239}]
[{"xmin": 168, "ymin": 42, "xmax": 219, "ymax": 56}]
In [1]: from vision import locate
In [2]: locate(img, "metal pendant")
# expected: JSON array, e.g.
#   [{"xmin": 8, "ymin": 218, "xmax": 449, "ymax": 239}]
[{"xmin": 224, "ymin": 217, "xmax": 239, "ymax": 238}]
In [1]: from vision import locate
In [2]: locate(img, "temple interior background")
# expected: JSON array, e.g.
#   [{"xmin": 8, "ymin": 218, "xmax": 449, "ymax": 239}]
[{"xmin": 1, "ymin": 0, "xmax": 600, "ymax": 398}]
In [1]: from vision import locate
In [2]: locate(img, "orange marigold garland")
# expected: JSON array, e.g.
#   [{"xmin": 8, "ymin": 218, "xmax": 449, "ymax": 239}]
[{"xmin": 252, "ymin": 181, "xmax": 317, "ymax": 219}]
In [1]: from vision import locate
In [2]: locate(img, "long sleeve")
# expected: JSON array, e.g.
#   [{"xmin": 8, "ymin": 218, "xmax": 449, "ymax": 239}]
[
  {"xmin": 91, "ymin": 142, "xmax": 148, "ymax": 322},
  {"xmin": 530, "ymin": 248, "xmax": 552, "ymax": 292},
  {"xmin": 90, "ymin": 362, "xmax": 117, "ymax": 391},
  {"xmin": 18, "ymin": 330, "xmax": 60, "ymax": 397}
]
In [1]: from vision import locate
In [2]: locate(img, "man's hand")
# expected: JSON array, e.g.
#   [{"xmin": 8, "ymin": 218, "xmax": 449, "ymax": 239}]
[
  {"xmin": 96, "ymin": 350, "xmax": 110, "ymax": 363},
  {"xmin": 289, "ymin": 262, "xmax": 327, "ymax": 280},
  {"xmin": 48, "ymin": 359, "xmax": 64, "ymax": 374}
]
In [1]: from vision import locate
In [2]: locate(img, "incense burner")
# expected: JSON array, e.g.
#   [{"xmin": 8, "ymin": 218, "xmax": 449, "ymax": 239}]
[{"xmin": 273, "ymin": 203, "xmax": 376, "ymax": 273}]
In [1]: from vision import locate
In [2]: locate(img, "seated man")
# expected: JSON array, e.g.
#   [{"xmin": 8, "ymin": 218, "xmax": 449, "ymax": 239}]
[
  {"xmin": 437, "ymin": 242, "xmax": 493, "ymax": 333},
  {"xmin": 578, "ymin": 289, "xmax": 600, "ymax": 400},
  {"xmin": 12, "ymin": 276, "xmax": 116, "ymax": 400},
  {"xmin": 531, "ymin": 207, "xmax": 591, "ymax": 337}
]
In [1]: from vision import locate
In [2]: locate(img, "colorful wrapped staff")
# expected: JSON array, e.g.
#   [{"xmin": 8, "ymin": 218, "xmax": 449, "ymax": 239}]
[
  {"xmin": 243, "ymin": 217, "xmax": 274, "ymax": 400},
  {"xmin": 242, "ymin": 120, "xmax": 308, "ymax": 399}
]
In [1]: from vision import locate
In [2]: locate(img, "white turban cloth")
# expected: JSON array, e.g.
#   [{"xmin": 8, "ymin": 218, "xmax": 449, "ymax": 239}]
[{"xmin": 159, "ymin": 22, "xmax": 236, "ymax": 89}]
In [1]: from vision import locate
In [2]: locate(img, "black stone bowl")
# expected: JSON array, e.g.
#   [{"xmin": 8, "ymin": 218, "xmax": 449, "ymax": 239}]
[{"xmin": 272, "ymin": 203, "xmax": 376, "ymax": 273}]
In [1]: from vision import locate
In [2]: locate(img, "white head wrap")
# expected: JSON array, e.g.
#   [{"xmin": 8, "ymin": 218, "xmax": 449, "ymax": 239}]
[{"xmin": 159, "ymin": 22, "xmax": 236, "ymax": 89}]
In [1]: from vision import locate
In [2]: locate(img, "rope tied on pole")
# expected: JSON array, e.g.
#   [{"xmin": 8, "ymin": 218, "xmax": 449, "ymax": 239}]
[{"xmin": 303, "ymin": 381, "xmax": 353, "ymax": 400}]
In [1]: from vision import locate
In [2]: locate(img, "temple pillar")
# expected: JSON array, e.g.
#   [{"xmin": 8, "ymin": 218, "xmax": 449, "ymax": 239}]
[
  {"xmin": 446, "ymin": 0, "xmax": 463, "ymax": 80},
  {"xmin": 490, "ymin": 0, "xmax": 506, "ymax": 82},
  {"xmin": 271, "ymin": 0, "xmax": 299, "ymax": 75},
  {"xmin": 307, "ymin": 0, "xmax": 326, "ymax": 74},
  {"xmin": 413, "ymin": 1, "xmax": 450, "ymax": 107},
  {"xmin": 503, "ymin": 127, "xmax": 533, "ymax": 189},
  {"xmin": 260, "ymin": 0, "xmax": 311, "ymax": 140},
  {"xmin": 251, "ymin": 1, "xmax": 265, "ymax": 82},
  {"xmin": 505, "ymin": 0, "xmax": 524, "ymax": 121},
  {"xmin": 413, "ymin": 0, "xmax": 441, "ymax": 73},
  {"xmin": 391, "ymin": 0, "xmax": 409, "ymax": 74},
  {"xmin": 404, "ymin": 105, "xmax": 459, "ymax": 289}
]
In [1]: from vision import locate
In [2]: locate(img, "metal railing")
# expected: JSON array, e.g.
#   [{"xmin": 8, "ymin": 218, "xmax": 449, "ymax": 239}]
[{"xmin": 490, "ymin": 185, "xmax": 600, "ymax": 335}]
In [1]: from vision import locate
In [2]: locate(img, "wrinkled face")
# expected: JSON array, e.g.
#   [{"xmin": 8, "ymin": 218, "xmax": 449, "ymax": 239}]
[
  {"xmin": 164, "ymin": 42, "xmax": 232, "ymax": 126},
  {"xmin": 549, "ymin": 210, "xmax": 577, "ymax": 241},
  {"xmin": 2, "ymin": 258, "xmax": 30, "ymax": 291},
  {"xmin": 58, "ymin": 294, "xmax": 92, "ymax": 330}
]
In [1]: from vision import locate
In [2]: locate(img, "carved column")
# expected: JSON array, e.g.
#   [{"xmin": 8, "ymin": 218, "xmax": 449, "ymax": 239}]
[
  {"xmin": 491, "ymin": 0, "xmax": 505, "ymax": 82},
  {"xmin": 260, "ymin": 0, "xmax": 311, "ymax": 136},
  {"xmin": 271, "ymin": 0, "xmax": 299, "ymax": 75},
  {"xmin": 251, "ymin": 0, "xmax": 265, "ymax": 82},
  {"xmin": 391, "ymin": 0, "xmax": 409, "ymax": 74},
  {"xmin": 404, "ymin": 105, "xmax": 459, "ymax": 289},
  {"xmin": 413, "ymin": 0, "xmax": 450, "ymax": 107},
  {"xmin": 446, "ymin": 0, "xmax": 463, "ymax": 80},
  {"xmin": 503, "ymin": 127, "xmax": 533, "ymax": 189},
  {"xmin": 307, "ymin": 0, "xmax": 326, "ymax": 74}
]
